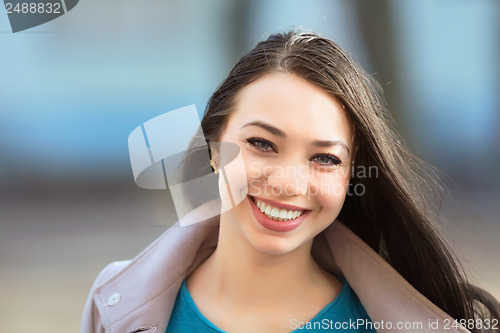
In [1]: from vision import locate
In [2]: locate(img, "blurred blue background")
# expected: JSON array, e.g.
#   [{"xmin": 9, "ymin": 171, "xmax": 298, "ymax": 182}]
[{"xmin": 0, "ymin": 0, "xmax": 498, "ymax": 331}]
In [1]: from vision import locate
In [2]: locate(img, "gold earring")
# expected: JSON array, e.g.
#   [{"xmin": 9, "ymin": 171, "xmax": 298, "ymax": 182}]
[{"xmin": 210, "ymin": 159, "xmax": 219, "ymax": 174}]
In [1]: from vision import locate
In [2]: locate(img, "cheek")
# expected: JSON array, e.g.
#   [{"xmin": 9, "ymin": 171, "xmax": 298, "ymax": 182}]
[
  {"xmin": 245, "ymin": 159, "xmax": 264, "ymax": 178},
  {"xmin": 312, "ymin": 173, "xmax": 350, "ymax": 214},
  {"xmin": 216, "ymin": 142, "xmax": 252, "ymax": 210},
  {"xmin": 242, "ymin": 153, "xmax": 269, "ymax": 183}
]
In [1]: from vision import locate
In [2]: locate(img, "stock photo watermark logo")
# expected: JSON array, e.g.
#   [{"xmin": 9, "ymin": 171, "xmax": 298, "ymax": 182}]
[
  {"xmin": 128, "ymin": 105, "xmax": 379, "ymax": 226},
  {"xmin": 248, "ymin": 163, "xmax": 379, "ymax": 198},
  {"xmin": 4, "ymin": 0, "xmax": 79, "ymax": 32}
]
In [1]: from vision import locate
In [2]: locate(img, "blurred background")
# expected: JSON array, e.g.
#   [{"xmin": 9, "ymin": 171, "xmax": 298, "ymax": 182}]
[{"xmin": 0, "ymin": 0, "xmax": 498, "ymax": 331}]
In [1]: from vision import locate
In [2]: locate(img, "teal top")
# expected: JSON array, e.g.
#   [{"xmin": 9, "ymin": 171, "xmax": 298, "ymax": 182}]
[{"xmin": 166, "ymin": 277, "xmax": 376, "ymax": 332}]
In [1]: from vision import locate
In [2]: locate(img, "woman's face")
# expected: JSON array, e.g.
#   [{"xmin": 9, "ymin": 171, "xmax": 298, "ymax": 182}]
[{"xmin": 216, "ymin": 72, "xmax": 354, "ymax": 256}]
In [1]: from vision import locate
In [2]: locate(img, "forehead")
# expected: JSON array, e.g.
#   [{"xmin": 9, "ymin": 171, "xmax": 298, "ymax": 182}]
[{"xmin": 225, "ymin": 72, "xmax": 353, "ymax": 145}]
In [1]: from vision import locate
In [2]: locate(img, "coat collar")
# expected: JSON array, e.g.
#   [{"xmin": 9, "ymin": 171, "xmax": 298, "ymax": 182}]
[
  {"xmin": 92, "ymin": 202, "xmax": 470, "ymax": 333},
  {"xmin": 93, "ymin": 215, "xmax": 219, "ymax": 332}
]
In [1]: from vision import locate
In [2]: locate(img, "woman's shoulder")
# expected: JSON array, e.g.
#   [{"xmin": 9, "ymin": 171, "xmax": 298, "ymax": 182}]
[
  {"xmin": 92, "ymin": 260, "xmax": 131, "ymax": 288},
  {"xmin": 81, "ymin": 220, "xmax": 220, "ymax": 333},
  {"xmin": 81, "ymin": 260, "xmax": 131, "ymax": 333}
]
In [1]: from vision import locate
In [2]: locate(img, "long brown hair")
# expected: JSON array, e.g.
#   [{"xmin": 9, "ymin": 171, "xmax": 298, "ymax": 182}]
[{"xmin": 199, "ymin": 30, "xmax": 500, "ymax": 330}]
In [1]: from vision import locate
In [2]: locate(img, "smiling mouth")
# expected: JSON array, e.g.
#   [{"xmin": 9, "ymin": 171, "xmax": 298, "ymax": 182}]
[{"xmin": 249, "ymin": 196, "xmax": 307, "ymax": 222}]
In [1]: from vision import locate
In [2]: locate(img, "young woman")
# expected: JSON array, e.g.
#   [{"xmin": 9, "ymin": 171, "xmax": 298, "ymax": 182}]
[{"xmin": 82, "ymin": 31, "xmax": 499, "ymax": 333}]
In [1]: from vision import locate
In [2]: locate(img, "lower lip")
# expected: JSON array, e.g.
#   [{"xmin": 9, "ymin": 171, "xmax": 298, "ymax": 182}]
[{"xmin": 248, "ymin": 196, "xmax": 309, "ymax": 232}]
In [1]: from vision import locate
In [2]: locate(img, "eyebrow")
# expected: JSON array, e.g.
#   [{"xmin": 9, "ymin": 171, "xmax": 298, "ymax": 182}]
[
  {"xmin": 242, "ymin": 120, "xmax": 286, "ymax": 137},
  {"xmin": 241, "ymin": 120, "xmax": 350, "ymax": 156},
  {"xmin": 312, "ymin": 139, "xmax": 350, "ymax": 156}
]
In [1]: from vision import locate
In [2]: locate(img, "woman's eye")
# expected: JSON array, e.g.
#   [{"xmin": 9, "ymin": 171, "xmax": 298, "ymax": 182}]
[
  {"xmin": 312, "ymin": 154, "xmax": 342, "ymax": 167},
  {"xmin": 246, "ymin": 137, "xmax": 276, "ymax": 153}
]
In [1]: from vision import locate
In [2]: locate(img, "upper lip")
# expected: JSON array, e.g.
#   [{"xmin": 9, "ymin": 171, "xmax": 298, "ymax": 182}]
[{"xmin": 250, "ymin": 195, "xmax": 309, "ymax": 211}]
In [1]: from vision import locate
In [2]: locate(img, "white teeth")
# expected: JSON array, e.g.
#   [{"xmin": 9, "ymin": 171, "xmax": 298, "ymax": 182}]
[{"xmin": 254, "ymin": 198, "xmax": 305, "ymax": 222}]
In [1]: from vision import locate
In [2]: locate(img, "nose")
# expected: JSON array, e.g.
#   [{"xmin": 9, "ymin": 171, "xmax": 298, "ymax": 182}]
[{"xmin": 265, "ymin": 163, "xmax": 309, "ymax": 197}]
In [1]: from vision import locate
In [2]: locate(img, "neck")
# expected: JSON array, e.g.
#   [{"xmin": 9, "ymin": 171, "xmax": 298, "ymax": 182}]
[{"xmin": 191, "ymin": 211, "xmax": 327, "ymax": 307}]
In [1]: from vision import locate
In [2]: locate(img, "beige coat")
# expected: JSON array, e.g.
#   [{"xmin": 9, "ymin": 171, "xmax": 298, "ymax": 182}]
[{"xmin": 81, "ymin": 210, "xmax": 471, "ymax": 333}]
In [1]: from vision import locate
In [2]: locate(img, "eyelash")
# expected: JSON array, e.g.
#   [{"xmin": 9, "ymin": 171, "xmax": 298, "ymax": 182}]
[
  {"xmin": 312, "ymin": 153, "xmax": 342, "ymax": 167},
  {"xmin": 246, "ymin": 137, "xmax": 276, "ymax": 153},
  {"xmin": 245, "ymin": 137, "xmax": 342, "ymax": 167}
]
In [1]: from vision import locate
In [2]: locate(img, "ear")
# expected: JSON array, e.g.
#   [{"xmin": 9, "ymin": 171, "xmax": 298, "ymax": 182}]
[
  {"xmin": 209, "ymin": 142, "xmax": 220, "ymax": 172},
  {"xmin": 209, "ymin": 143, "xmax": 220, "ymax": 161}
]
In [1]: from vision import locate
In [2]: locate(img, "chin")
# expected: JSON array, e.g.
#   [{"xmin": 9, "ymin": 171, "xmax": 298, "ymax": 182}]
[
  {"xmin": 247, "ymin": 235, "xmax": 308, "ymax": 256},
  {"xmin": 242, "ymin": 218, "xmax": 314, "ymax": 257}
]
